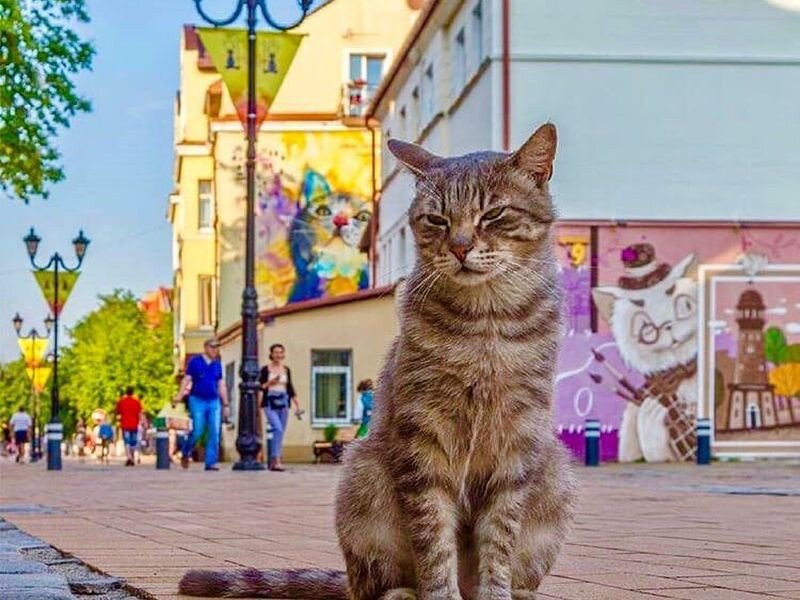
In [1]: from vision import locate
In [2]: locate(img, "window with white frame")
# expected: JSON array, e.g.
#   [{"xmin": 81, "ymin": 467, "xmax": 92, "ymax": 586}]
[
  {"xmin": 398, "ymin": 105, "xmax": 407, "ymax": 140},
  {"xmin": 422, "ymin": 63, "xmax": 435, "ymax": 124},
  {"xmin": 410, "ymin": 86, "xmax": 420, "ymax": 135},
  {"xmin": 311, "ymin": 350, "xmax": 352, "ymax": 425},
  {"xmin": 453, "ymin": 27, "xmax": 466, "ymax": 96},
  {"xmin": 198, "ymin": 180, "xmax": 213, "ymax": 230},
  {"xmin": 399, "ymin": 226, "xmax": 407, "ymax": 277},
  {"xmin": 347, "ymin": 53, "xmax": 386, "ymax": 116},
  {"xmin": 471, "ymin": 1, "xmax": 484, "ymax": 70}
]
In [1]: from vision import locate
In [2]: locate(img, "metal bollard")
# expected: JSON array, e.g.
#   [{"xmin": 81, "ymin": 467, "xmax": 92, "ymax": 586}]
[
  {"xmin": 584, "ymin": 419, "xmax": 601, "ymax": 467},
  {"xmin": 156, "ymin": 430, "xmax": 170, "ymax": 470},
  {"xmin": 46, "ymin": 423, "xmax": 63, "ymax": 471},
  {"xmin": 696, "ymin": 418, "xmax": 711, "ymax": 465}
]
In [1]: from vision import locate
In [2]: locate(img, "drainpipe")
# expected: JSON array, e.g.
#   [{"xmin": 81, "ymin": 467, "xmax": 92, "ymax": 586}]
[
  {"xmin": 502, "ymin": 0, "xmax": 511, "ymax": 151},
  {"xmin": 366, "ymin": 117, "xmax": 379, "ymax": 288}
]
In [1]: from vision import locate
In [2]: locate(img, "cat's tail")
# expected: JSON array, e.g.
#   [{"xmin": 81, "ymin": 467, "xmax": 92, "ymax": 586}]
[{"xmin": 178, "ymin": 567, "xmax": 348, "ymax": 599}]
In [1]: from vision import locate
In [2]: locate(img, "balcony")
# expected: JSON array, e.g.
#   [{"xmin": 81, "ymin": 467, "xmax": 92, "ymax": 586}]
[{"xmin": 343, "ymin": 79, "xmax": 375, "ymax": 118}]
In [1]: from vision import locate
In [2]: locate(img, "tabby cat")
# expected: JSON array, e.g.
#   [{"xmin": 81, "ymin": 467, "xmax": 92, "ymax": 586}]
[{"xmin": 179, "ymin": 123, "xmax": 576, "ymax": 599}]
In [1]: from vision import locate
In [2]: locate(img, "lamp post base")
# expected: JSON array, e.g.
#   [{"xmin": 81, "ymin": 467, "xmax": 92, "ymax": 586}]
[
  {"xmin": 232, "ymin": 431, "xmax": 265, "ymax": 471},
  {"xmin": 46, "ymin": 423, "xmax": 63, "ymax": 471}
]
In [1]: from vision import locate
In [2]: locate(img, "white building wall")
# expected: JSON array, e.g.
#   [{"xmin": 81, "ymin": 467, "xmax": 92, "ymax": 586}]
[{"xmin": 508, "ymin": 0, "xmax": 800, "ymax": 221}]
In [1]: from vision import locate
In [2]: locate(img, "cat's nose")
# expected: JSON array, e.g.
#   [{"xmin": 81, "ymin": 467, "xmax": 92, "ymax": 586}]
[
  {"xmin": 333, "ymin": 213, "xmax": 349, "ymax": 228},
  {"xmin": 449, "ymin": 241, "xmax": 473, "ymax": 263}
]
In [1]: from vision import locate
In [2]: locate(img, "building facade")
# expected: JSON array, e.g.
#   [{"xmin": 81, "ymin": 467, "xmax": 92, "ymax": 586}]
[
  {"xmin": 168, "ymin": 0, "xmax": 422, "ymax": 458},
  {"xmin": 368, "ymin": 0, "xmax": 800, "ymax": 460}
]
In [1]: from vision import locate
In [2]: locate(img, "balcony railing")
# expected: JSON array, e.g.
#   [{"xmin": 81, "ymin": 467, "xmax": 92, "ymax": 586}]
[{"xmin": 344, "ymin": 79, "xmax": 375, "ymax": 117}]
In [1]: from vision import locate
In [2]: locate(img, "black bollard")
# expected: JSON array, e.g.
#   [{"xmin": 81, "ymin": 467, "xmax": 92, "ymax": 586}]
[
  {"xmin": 584, "ymin": 419, "xmax": 601, "ymax": 467},
  {"xmin": 696, "ymin": 418, "xmax": 711, "ymax": 465},
  {"xmin": 46, "ymin": 423, "xmax": 63, "ymax": 471},
  {"xmin": 156, "ymin": 429, "xmax": 170, "ymax": 470}
]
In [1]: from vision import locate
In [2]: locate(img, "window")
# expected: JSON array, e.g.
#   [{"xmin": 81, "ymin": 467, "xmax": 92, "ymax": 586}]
[
  {"xmin": 225, "ymin": 361, "xmax": 237, "ymax": 422},
  {"xmin": 471, "ymin": 1, "xmax": 484, "ymax": 69},
  {"xmin": 399, "ymin": 105, "xmax": 407, "ymax": 139},
  {"xmin": 399, "ymin": 227, "xmax": 407, "ymax": 277},
  {"xmin": 347, "ymin": 53, "xmax": 386, "ymax": 116},
  {"xmin": 422, "ymin": 63, "xmax": 435, "ymax": 123},
  {"xmin": 199, "ymin": 275, "xmax": 213, "ymax": 327},
  {"xmin": 198, "ymin": 180, "xmax": 213, "ymax": 230},
  {"xmin": 311, "ymin": 350, "xmax": 352, "ymax": 424},
  {"xmin": 453, "ymin": 27, "xmax": 466, "ymax": 95},
  {"xmin": 410, "ymin": 86, "xmax": 420, "ymax": 134}
]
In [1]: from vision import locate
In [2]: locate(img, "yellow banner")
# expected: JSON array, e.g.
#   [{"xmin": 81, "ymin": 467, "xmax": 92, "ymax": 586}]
[
  {"xmin": 17, "ymin": 337, "xmax": 49, "ymax": 367},
  {"xmin": 33, "ymin": 270, "xmax": 80, "ymax": 316},
  {"xmin": 196, "ymin": 28, "xmax": 303, "ymax": 129},
  {"xmin": 25, "ymin": 366, "xmax": 52, "ymax": 393}
]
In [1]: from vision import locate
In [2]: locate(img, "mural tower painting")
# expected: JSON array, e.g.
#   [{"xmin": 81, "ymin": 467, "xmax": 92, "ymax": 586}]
[{"xmin": 727, "ymin": 289, "xmax": 777, "ymax": 430}]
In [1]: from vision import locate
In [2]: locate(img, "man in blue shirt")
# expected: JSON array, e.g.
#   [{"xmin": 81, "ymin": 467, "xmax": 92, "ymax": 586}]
[{"xmin": 174, "ymin": 338, "xmax": 230, "ymax": 471}]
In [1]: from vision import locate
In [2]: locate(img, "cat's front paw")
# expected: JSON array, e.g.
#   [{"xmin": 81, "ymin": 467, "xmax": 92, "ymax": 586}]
[{"xmin": 637, "ymin": 397, "xmax": 673, "ymax": 462}]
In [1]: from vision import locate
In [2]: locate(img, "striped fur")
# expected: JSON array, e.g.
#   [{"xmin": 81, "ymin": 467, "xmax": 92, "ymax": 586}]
[{"xmin": 179, "ymin": 124, "xmax": 576, "ymax": 600}]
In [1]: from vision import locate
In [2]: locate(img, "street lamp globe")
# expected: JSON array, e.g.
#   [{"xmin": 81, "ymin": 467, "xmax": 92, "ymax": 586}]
[
  {"xmin": 12, "ymin": 313, "xmax": 23, "ymax": 334},
  {"xmin": 72, "ymin": 230, "xmax": 90, "ymax": 260},
  {"xmin": 44, "ymin": 314, "xmax": 54, "ymax": 334},
  {"xmin": 23, "ymin": 228, "xmax": 41, "ymax": 259}
]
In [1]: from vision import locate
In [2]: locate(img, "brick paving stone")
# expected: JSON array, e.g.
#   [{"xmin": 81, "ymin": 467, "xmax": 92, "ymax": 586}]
[{"xmin": 2, "ymin": 459, "xmax": 799, "ymax": 599}]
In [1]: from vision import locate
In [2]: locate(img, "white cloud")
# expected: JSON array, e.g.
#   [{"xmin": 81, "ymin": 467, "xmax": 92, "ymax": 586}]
[
  {"xmin": 766, "ymin": 307, "xmax": 788, "ymax": 316},
  {"xmin": 779, "ymin": 298, "xmax": 788, "ymax": 304},
  {"xmin": 786, "ymin": 323, "xmax": 800, "ymax": 335},
  {"xmin": 708, "ymin": 320, "xmax": 728, "ymax": 330},
  {"xmin": 724, "ymin": 308, "xmax": 735, "ymax": 315}
]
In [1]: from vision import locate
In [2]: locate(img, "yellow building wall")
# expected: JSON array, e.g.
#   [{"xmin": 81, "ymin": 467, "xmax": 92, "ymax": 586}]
[
  {"xmin": 210, "ymin": 0, "xmax": 421, "ymax": 117},
  {"xmin": 219, "ymin": 292, "xmax": 398, "ymax": 462}
]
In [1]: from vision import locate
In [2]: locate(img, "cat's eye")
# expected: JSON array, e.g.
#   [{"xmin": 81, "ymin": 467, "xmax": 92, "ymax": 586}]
[
  {"xmin": 425, "ymin": 214, "xmax": 449, "ymax": 227},
  {"xmin": 481, "ymin": 206, "xmax": 506, "ymax": 222},
  {"xmin": 355, "ymin": 210, "xmax": 371, "ymax": 222},
  {"xmin": 315, "ymin": 205, "xmax": 332, "ymax": 217}
]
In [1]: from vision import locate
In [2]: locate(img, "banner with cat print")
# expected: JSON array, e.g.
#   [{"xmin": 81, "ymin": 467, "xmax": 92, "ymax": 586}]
[
  {"xmin": 18, "ymin": 337, "xmax": 49, "ymax": 368},
  {"xmin": 196, "ymin": 28, "xmax": 303, "ymax": 129},
  {"xmin": 33, "ymin": 270, "xmax": 79, "ymax": 317},
  {"xmin": 25, "ymin": 366, "xmax": 52, "ymax": 394}
]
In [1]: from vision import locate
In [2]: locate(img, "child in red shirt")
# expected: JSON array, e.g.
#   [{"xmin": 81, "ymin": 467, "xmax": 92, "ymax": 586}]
[{"xmin": 116, "ymin": 386, "xmax": 142, "ymax": 467}]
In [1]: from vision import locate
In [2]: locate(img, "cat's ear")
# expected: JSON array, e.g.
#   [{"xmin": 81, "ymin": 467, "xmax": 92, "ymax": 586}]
[
  {"xmin": 508, "ymin": 123, "xmax": 557, "ymax": 184},
  {"xmin": 673, "ymin": 253, "xmax": 697, "ymax": 280},
  {"xmin": 592, "ymin": 286, "xmax": 622, "ymax": 323},
  {"xmin": 387, "ymin": 139, "xmax": 441, "ymax": 176}
]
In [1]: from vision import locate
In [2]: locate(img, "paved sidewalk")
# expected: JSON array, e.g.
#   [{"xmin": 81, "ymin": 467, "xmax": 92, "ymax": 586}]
[{"xmin": 1, "ymin": 459, "xmax": 799, "ymax": 599}]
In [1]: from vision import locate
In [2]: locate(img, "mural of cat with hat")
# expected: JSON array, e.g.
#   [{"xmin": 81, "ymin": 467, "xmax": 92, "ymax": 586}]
[{"xmin": 591, "ymin": 243, "xmax": 699, "ymax": 462}]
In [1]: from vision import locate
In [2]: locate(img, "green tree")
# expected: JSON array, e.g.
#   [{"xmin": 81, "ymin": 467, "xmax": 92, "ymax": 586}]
[
  {"xmin": 764, "ymin": 326, "xmax": 787, "ymax": 364},
  {"xmin": 59, "ymin": 290, "xmax": 176, "ymax": 422},
  {"xmin": 0, "ymin": 358, "xmax": 35, "ymax": 422},
  {"xmin": 0, "ymin": 0, "xmax": 94, "ymax": 201}
]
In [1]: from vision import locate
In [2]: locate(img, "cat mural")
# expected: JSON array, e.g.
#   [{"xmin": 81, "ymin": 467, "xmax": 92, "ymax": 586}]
[
  {"xmin": 288, "ymin": 169, "xmax": 371, "ymax": 302},
  {"xmin": 592, "ymin": 244, "xmax": 699, "ymax": 462}
]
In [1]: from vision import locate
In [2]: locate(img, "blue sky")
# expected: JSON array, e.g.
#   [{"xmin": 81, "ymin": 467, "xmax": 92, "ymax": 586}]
[{"xmin": 0, "ymin": 0, "xmax": 320, "ymax": 362}]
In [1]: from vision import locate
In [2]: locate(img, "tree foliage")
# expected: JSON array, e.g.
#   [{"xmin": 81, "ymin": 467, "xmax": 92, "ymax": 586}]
[
  {"xmin": 0, "ymin": 0, "xmax": 94, "ymax": 201},
  {"xmin": 0, "ymin": 358, "xmax": 36, "ymax": 422},
  {"xmin": 59, "ymin": 290, "xmax": 176, "ymax": 421}
]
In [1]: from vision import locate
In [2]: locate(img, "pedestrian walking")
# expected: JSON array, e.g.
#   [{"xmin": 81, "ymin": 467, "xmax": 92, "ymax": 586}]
[
  {"xmin": 355, "ymin": 379, "xmax": 374, "ymax": 439},
  {"xmin": 116, "ymin": 386, "xmax": 142, "ymax": 467},
  {"xmin": 98, "ymin": 418, "xmax": 114, "ymax": 464},
  {"xmin": 8, "ymin": 407, "xmax": 32, "ymax": 464},
  {"xmin": 174, "ymin": 338, "xmax": 230, "ymax": 471},
  {"xmin": 259, "ymin": 343, "xmax": 302, "ymax": 472},
  {"xmin": 75, "ymin": 418, "xmax": 87, "ymax": 458}
]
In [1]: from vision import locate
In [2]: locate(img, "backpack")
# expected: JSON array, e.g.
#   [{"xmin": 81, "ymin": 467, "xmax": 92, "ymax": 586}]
[{"xmin": 99, "ymin": 424, "xmax": 114, "ymax": 441}]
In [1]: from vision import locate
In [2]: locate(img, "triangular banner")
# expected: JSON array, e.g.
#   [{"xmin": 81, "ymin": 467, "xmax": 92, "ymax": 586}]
[
  {"xmin": 25, "ymin": 366, "xmax": 52, "ymax": 393},
  {"xmin": 18, "ymin": 337, "xmax": 49, "ymax": 367},
  {"xmin": 33, "ymin": 270, "xmax": 80, "ymax": 316},
  {"xmin": 196, "ymin": 27, "xmax": 303, "ymax": 129}
]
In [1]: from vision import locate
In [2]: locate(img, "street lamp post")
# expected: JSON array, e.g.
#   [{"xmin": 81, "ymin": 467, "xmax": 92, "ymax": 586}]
[
  {"xmin": 12, "ymin": 313, "xmax": 53, "ymax": 462},
  {"xmin": 192, "ymin": 0, "xmax": 312, "ymax": 470},
  {"xmin": 23, "ymin": 228, "xmax": 90, "ymax": 471}
]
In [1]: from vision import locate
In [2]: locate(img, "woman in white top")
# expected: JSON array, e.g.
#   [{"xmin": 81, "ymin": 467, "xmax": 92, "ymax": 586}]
[
  {"xmin": 9, "ymin": 406, "xmax": 32, "ymax": 464},
  {"xmin": 259, "ymin": 343, "xmax": 301, "ymax": 471}
]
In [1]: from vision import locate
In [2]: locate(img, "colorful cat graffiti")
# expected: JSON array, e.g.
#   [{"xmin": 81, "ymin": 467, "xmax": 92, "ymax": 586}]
[
  {"xmin": 247, "ymin": 131, "xmax": 374, "ymax": 308},
  {"xmin": 554, "ymin": 225, "xmax": 800, "ymax": 462}
]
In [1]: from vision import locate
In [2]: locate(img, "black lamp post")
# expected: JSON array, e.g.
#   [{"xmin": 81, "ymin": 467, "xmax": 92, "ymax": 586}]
[
  {"xmin": 192, "ymin": 0, "xmax": 312, "ymax": 471},
  {"xmin": 23, "ymin": 227, "xmax": 90, "ymax": 471},
  {"xmin": 12, "ymin": 313, "xmax": 53, "ymax": 462}
]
